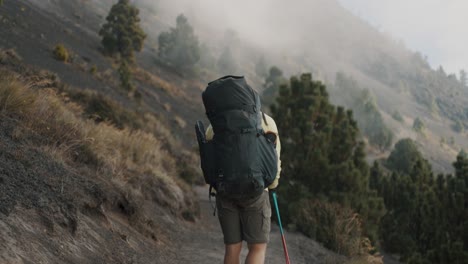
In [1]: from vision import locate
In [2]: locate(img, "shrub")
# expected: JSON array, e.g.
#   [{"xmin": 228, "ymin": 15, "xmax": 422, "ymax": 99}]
[
  {"xmin": 292, "ymin": 199, "xmax": 370, "ymax": 257},
  {"xmin": 53, "ymin": 44, "xmax": 69, "ymax": 62},
  {"xmin": 89, "ymin": 65, "xmax": 97, "ymax": 75},
  {"xmin": 178, "ymin": 163, "xmax": 197, "ymax": 184},
  {"xmin": 452, "ymin": 119, "xmax": 464, "ymax": 133},
  {"xmin": 413, "ymin": 117, "xmax": 425, "ymax": 132},
  {"xmin": 392, "ymin": 110, "xmax": 404, "ymax": 122},
  {"xmin": 67, "ymin": 89, "xmax": 143, "ymax": 129}
]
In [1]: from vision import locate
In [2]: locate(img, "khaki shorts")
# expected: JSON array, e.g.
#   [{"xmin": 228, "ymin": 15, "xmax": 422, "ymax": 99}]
[{"xmin": 216, "ymin": 190, "xmax": 272, "ymax": 244}]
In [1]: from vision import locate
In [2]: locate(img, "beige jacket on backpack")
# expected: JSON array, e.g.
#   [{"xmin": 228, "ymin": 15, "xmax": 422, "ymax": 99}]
[{"xmin": 205, "ymin": 112, "xmax": 281, "ymax": 189}]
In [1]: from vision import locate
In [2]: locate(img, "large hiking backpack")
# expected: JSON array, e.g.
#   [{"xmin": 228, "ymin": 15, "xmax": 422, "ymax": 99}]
[{"xmin": 195, "ymin": 76, "xmax": 278, "ymax": 199}]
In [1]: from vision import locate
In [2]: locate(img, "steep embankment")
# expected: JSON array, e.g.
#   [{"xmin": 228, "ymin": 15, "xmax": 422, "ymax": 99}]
[{"xmin": 0, "ymin": 51, "xmax": 199, "ymax": 262}]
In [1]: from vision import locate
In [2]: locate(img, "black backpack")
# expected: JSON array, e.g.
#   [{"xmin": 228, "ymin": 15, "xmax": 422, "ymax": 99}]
[{"xmin": 195, "ymin": 76, "xmax": 278, "ymax": 199}]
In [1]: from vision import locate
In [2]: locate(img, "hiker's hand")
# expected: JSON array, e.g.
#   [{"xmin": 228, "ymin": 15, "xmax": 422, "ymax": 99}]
[{"xmin": 267, "ymin": 180, "xmax": 278, "ymax": 190}]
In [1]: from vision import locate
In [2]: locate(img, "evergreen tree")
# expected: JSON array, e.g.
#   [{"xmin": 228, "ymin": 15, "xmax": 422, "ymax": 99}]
[
  {"xmin": 392, "ymin": 110, "xmax": 404, "ymax": 122},
  {"xmin": 459, "ymin": 69, "xmax": 467, "ymax": 87},
  {"xmin": 413, "ymin": 117, "xmax": 425, "ymax": 133},
  {"xmin": 453, "ymin": 119, "xmax": 464, "ymax": 133},
  {"xmin": 386, "ymin": 138, "xmax": 425, "ymax": 174},
  {"xmin": 198, "ymin": 43, "xmax": 216, "ymax": 70},
  {"xmin": 99, "ymin": 0, "xmax": 146, "ymax": 61},
  {"xmin": 272, "ymin": 73, "xmax": 384, "ymax": 250},
  {"xmin": 261, "ymin": 66, "xmax": 287, "ymax": 109},
  {"xmin": 377, "ymin": 143, "xmax": 468, "ymax": 262},
  {"xmin": 333, "ymin": 73, "xmax": 394, "ymax": 150},
  {"xmin": 437, "ymin": 65, "xmax": 446, "ymax": 76},
  {"xmin": 118, "ymin": 60, "xmax": 134, "ymax": 92},
  {"xmin": 158, "ymin": 14, "xmax": 200, "ymax": 70},
  {"xmin": 216, "ymin": 46, "xmax": 237, "ymax": 75},
  {"xmin": 255, "ymin": 55, "xmax": 268, "ymax": 78},
  {"xmin": 355, "ymin": 89, "xmax": 393, "ymax": 150}
]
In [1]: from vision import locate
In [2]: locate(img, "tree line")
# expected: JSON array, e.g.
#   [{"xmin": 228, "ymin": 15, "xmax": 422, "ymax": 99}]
[{"xmin": 271, "ymin": 73, "xmax": 468, "ymax": 263}]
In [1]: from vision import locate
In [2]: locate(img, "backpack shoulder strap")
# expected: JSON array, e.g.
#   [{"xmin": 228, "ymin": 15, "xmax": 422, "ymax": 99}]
[{"xmin": 262, "ymin": 112, "xmax": 269, "ymax": 126}]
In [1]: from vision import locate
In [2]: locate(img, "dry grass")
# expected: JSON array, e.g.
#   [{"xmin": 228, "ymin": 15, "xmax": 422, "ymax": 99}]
[
  {"xmin": 92, "ymin": 68, "xmax": 118, "ymax": 87},
  {"xmin": 133, "ymin": 67, "xmax": 182, "ymax": 97},
  {"xmin": 0, "ymin": 70, "xmax": 184, "ymax": 212},
  {"xmin": 298, "ymin": 199, "xmax": 383, "ymax": 264},
  {"xmin": 0, "ymin": 49, "xmax": 22, "ymax": 63},
  {"xmin": 0, "ymin": 74, "xmax": 36, "ymax": 115},
  {"xmin": 294, "ymin": 199, "xmax": 374, "ymax": 257}
]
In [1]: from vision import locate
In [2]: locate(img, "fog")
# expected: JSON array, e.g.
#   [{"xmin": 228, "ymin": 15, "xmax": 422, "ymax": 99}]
[
  {"xmin": 140, "ymin": 0, "xmax": 394, "ymax": 78},
  {"xmin": 137, "ymin": 0, "xmax": 467, "ymax": 79},
  {"xmin": 338, "ymin": 0, "xmax": 468, "ymax": 75},
  {"xmin": 145, "ymin": 0, "xmax": 323, "ymax": 49}
]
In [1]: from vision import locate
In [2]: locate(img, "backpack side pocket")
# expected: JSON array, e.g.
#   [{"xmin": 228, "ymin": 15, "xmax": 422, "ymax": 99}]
[{"xmin": 195, "ymin": 121, "xmax": 216, "ymax": 184}]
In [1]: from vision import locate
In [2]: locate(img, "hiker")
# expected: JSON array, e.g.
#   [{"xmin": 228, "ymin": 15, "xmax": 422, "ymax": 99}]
[{"xmin": 195, "ymin": 76, "xmax": 281, "ymax": 264}]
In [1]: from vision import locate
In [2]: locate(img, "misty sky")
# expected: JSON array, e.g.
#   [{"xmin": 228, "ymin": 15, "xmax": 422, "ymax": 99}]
[{"xmin": 338, "ymin": 0, "xmax": 468, "ymax": 75}]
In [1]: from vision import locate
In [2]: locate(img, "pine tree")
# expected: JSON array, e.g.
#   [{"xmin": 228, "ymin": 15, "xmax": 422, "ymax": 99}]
[
  {"xmin": 99, "ymin": 0, "xmax": 146, "ymax": 61},
  {"xmin": 333, "ymin": 73, "xmax": 393, "ymax": 150},
  {"xmin": 261, "ymin": 66, "xmax": 287, "ymax": 109},
  {"xmin": 459, "ymin": 69, "xmax": 467, "ymax": 87},
  {"xmin": 386, "ymin": 138, "xmax": 425, "ymax": 174},
  {"xmin": 158, "ymin": 14, "xmax": 200, "ymax": 70},
  {"xmin": 118, "ymin": 60, "xmax": 134, "ymax": 92},
  {"xmin": 99, "ymin": 0, "xmax": 145, "ymax": 94},
  {"xmin": 216, "ymin": 47, "xmax": 237, "ymax": 75},
  {"xmin": 255, "ymin": 56, "xmax": 268, "ymax": 78},
  {"xmin": 377, "ymin": 142, "xmax": 468, "ymax": 262},
  {"xmin": 413, "ymin": 117, "xmax": 425, "ymax": 133},
  {"xmin": 272, "ymin": 73, "xmax": 384, "ymax": 250}
]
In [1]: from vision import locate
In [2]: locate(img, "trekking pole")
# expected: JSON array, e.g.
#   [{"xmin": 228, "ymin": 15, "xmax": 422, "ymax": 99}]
[{"xmin": 272, "ymin": 191, "xmax": 291, "ymax": 264}]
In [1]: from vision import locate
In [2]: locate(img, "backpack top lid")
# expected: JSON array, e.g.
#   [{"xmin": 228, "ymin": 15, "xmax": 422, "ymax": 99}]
[{"xmin": 202, "ymin": 75, "xmax": 260, "ymax": 119}]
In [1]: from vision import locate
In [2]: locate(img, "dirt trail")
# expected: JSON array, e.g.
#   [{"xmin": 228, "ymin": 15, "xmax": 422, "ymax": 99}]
[{"xmin": 172, "ymin": 186, "xmax": 341, "ymax": 264}]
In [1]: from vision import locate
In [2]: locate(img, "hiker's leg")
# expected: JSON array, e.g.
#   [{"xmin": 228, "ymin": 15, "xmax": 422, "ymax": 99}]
[
  {"xmin": 239, "ymin": 191, "xmax": 271, "ymax": 264},
  {"xmin": 217, "ymin": 196, "xmax": 242, "ymax": 264},
  {"xmin": 224, "ymin": 242, "xmax": 242, "ymax": 264},
  {"xmin": 245, "ymin": 243, "xmax": 267, "ymax": 264}
]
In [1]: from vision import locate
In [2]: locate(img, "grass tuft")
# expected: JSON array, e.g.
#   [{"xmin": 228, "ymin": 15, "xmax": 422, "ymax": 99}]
[{"xmin": 53, "ymin": 44, "xmax": 69, "ymax": 62}]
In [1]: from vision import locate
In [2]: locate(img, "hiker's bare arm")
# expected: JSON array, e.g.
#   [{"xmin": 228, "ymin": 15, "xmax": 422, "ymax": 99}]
[
  {"xmin": 262, "ymin": 114, "xmax": 281, "ymax": 190},
  {"xmin": 267, "ymin": 134, "xmax": 281, "ymax": 189}
]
